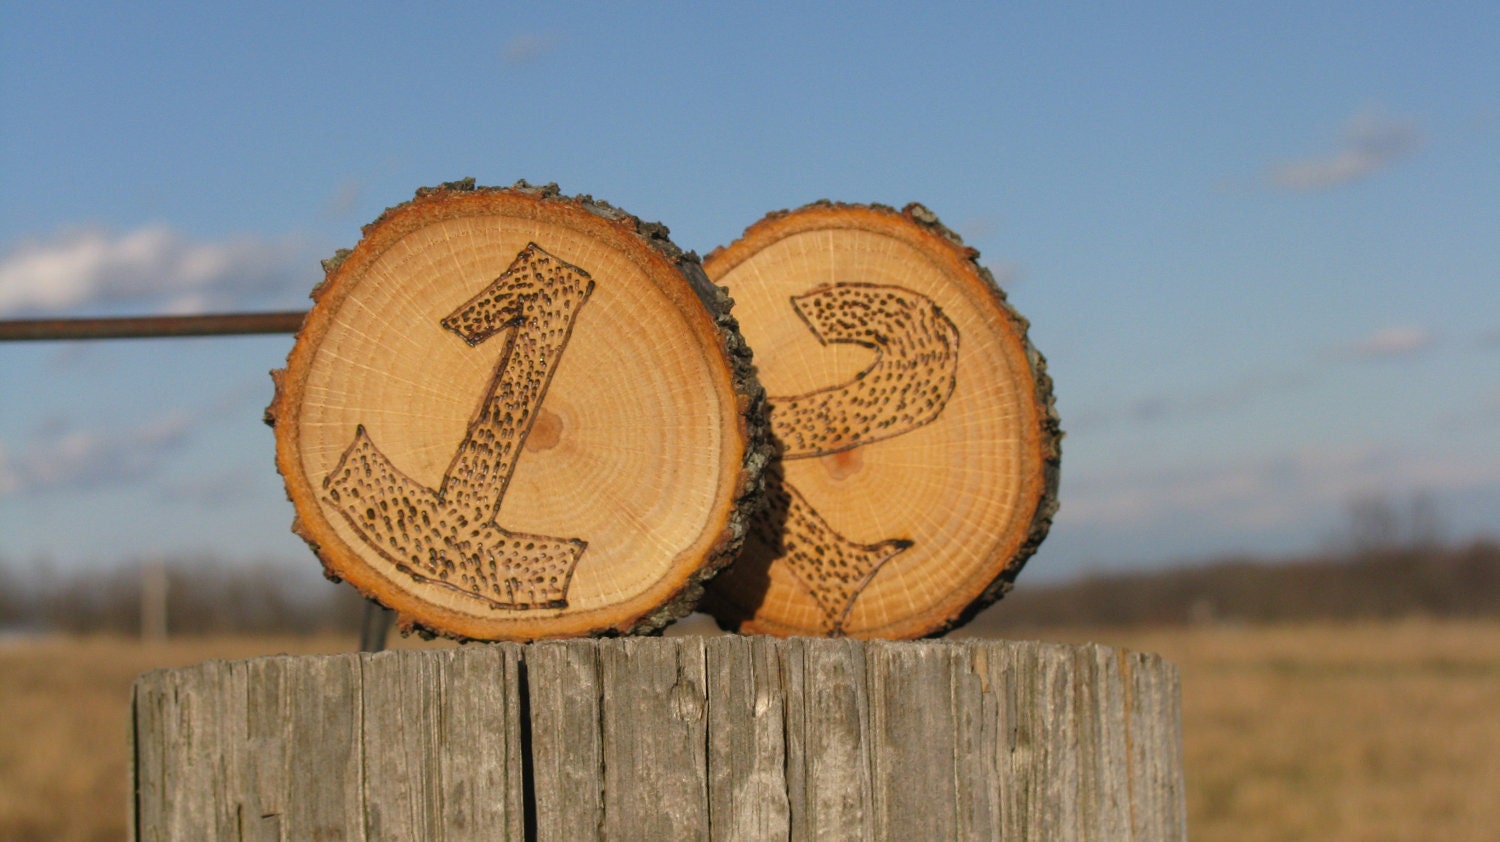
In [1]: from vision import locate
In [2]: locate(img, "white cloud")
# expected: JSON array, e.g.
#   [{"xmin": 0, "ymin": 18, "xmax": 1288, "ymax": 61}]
[
  {"xmin": 0, "ymin": 225, "xmax": 310, "ymax": 317},
  {"xmin": 1065, "ymin": 445, "xmax": 1500, "ymax": 534},
  {"xmin": 503, "ymin": 32, "xmax": 560, "ymax": 66},
  {"xmin": 1069, "ymin": 368, "xmax": 1312, "ymax": 434},
  {"xmin": 0, "ymin": 440, "xmax": 17, "ymax": 496},
  {"xmin": 158, "ymin": 466, "xmax": 260, "ymax": 507},
  {"xmin": 0, "ymin": 412, "xmax": 195, "ymax": 496},
  {"xmin": 1334, "ymin": 325, "xmax": 1435, "ymax": 361},
  {"xmin": 324, "ymin": 180, "xmax": 363, "ymax": 219},
  {"xmin": 1270, "ymin": 106, "xmax": 1423, "ymax": 191},
  {"xmin": 956, "ymin": 216, "xmax": 997, "ymax": 244}
]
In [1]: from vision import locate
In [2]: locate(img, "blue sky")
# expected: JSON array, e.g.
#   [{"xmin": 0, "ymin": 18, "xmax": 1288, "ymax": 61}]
[{"xmin": 2, "ymin": 2, "xmax": 1497, "ymax": 582}]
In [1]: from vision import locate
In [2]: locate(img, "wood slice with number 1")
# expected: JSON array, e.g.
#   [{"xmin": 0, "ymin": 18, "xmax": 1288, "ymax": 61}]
[
  {"xmin": 700, "ymin": 202, "xmax": 1061, "ymax": 638},
  {"xmin": 267, "ymin": 180, "xmax": 769, "ymax": 641}
]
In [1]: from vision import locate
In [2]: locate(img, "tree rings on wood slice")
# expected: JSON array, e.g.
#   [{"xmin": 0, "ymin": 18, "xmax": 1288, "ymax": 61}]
[
  {"xmin": 267, "ymin": 180, "xmax": 768, "ymax": 641},
  {"xmin": 700, "ymin": 202, "xmax": 1061, "ymax": 638}
]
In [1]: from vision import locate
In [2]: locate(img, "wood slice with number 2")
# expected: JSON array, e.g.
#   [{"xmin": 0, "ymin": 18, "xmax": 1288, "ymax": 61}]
[
  {"xmin": 267, "ymin": 181, "xmax": 768, "ymax": 641},
  {"xmin": 700, "ymin": 202, "xmax": 1061, "ymax": 638}
]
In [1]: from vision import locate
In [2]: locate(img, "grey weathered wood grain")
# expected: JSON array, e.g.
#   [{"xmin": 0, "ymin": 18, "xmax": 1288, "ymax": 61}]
[
  {"xmin": 132, "ymin": 637, "xmax": 1184, "ymax": 841},
  {"xmin": 599, "ymin": 638, "xmax": 711, "ymax": 837},
  {"xmin": 783, "ymin": 637, "xmax": 874, "ymax": 840},
  {"xmin": 704, "ymin": 636, "xmax": 790, "ymax": 840},
  {"xmin": 526, "ymin": 639, "xmax": 604, "ymax": 840},
  {"xmin": 358, "ymin": 646, "xmax": 526, "ymax": 839},
  {"xmin": 133, "ymin": 648, "xmax": 525, "ymax": 841}
]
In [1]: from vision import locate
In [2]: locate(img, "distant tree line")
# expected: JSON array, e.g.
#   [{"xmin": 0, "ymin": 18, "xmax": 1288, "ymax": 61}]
[
  {"xmin": 978, "ymin": 538, "xmax": 1500, "ymax": 631},
  {"xmin": 2, "ymin": 491, "xmax": 1497, "ymax": 636},
  {"xmin": 0, "ymin": 556, "xmax": 367, "ymax": 636}
]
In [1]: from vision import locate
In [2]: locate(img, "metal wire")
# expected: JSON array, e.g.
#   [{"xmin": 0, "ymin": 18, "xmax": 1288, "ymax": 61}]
[{"xmin": 0, "ymin": 311, "xmax": 307, "ymax": 341}]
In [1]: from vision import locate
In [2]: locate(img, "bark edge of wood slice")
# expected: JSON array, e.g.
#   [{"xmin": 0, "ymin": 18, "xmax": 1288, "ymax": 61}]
[
  {"xmin": 266, "ymin": 179, "xmax": 770, "ymax": 642},
  {"xmin": 700, "ymin": 201, "xmax": 1062, "ymax": 638}
]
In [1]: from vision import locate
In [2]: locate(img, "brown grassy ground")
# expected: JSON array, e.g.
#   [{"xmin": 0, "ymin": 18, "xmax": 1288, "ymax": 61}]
[
  {"xmin": 996, "ymin": 619, "xmax": 1500, "ymax": 841},
  {"xmin": 2, "ymin": 619, "xmax": 1497, "ymax": 841}
]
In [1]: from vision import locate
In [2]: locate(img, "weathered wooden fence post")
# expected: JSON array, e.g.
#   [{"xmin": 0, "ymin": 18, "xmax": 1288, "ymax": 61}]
[{"xmin": 131, "ymin": 636, "xmax": 1184, "ymax": 840}]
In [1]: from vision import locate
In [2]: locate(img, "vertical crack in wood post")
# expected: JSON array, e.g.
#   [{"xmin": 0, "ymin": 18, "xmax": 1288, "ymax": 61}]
[
  {"xmin": 695, "ymin": 639, "xmax": 716, "ymax": 838},
  {"xmin": 776, "ymin": 639, "xmax": 797, "ymax": 835},
  {"xmin": 515, "ymin": 657, "xmax": 537, "ymax": 840},
  {"xmin": 593, "ymin": 644, "xmax": 607, "ymax": 840},
  {"xmin": 128, "ymin": 682, "xmax": 142, "ymax": 842},
  {"xmin": 1118, "ymin": 648, "xmax": 1137, "ymax": 838}
]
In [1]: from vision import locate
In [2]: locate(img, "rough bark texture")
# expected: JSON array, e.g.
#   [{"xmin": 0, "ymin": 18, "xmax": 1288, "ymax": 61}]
[
  {"xmin": 700, "ymin": 202, "xmax": 1062, "ymax": 639},
  {"xmin": 132, "ymin": 637, "xmax": 1184, "ymax": 840},
  {"xmin": 266, "ymin": 180, "xmax": 769, "ymax": 641}
]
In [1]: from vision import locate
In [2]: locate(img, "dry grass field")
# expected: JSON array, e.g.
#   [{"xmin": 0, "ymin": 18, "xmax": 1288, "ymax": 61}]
[
  {"xmin": 1008, "ymin": 620, "xmax": 1500, "ymax": 841},
  {"xmin": 2, "ymin": 619, "xmax": 1498, "ymax": 841}
]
